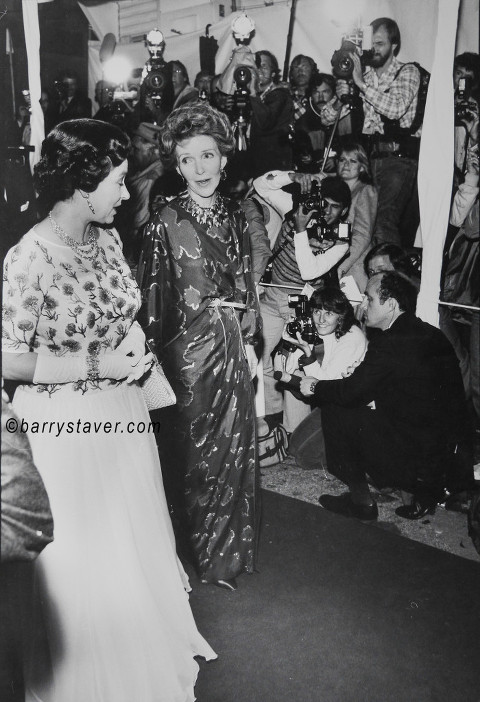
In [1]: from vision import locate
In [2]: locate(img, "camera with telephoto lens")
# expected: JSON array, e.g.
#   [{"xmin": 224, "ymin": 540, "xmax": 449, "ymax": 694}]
[
  {"xmin": 331, "ymin": 27, "xmax": 375, "ymax": 110},
  {"xmin": 141, "ymin": 29, "xmax": 173, "ymax": 110},
  {"xmin": 455, "ymin": 76, "xmax": 476, "ymax": 124},
  {"xmin": 285, "ymin": 294, "xmax": 320, "ymax": 344},
  {"xmin": 231, "ymin": 66, "xmax": 252, "ymax": 151},
  {"xmin": 331, "ymin": 40, "xmax": 375, "ymax": 81}
]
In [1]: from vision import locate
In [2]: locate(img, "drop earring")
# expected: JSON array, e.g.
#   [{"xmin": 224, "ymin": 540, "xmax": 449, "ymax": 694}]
[
  {"xmin": 220, "ymin": 169, "xmax": 226, "ymax": 181},
  {"xmin": 80, "ymin": 191, "xmax": 96, "ymax": 215}
]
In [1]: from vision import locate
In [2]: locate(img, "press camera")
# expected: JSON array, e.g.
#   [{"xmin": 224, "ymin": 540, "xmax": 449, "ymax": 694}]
[
  {"xmin": 285, "ymin": 294, "xmax": 320, "ymax": 344},
  {"xmin": 455, "ymin": 76, "xmax": 477, "ymax": 124},
  {"xmin": 292, "ymin": 181, "xmax": 352, "ymax": 247},
  {"xmin": 331, "ymin": 26, "xmax": 375, "ymax": 81},
  {"xmin": 141, "ymin": 29, "xmax": 173, "ymax": 110}
]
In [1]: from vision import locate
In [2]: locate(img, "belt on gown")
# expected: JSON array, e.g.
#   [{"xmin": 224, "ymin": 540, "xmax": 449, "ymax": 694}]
[{"xmin": 207, "ymin": 298, "xmax": 248, "ymax": 365}]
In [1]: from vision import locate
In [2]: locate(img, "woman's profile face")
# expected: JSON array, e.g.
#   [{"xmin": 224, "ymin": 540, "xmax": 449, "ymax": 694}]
[
  {"xmin": 175, "ymin": 134, "xmax": 226, "ymax": 204},
  {"xmin": 312, "ymin": 307, "xmax": 340, "ymax": 336},
  {"xmin": 337, "ymin": 151, "xmax": 363, "ymax": 182},
  {"xmin": 89, "ymin": 159, "xmax": 129, "ymax": 224}
]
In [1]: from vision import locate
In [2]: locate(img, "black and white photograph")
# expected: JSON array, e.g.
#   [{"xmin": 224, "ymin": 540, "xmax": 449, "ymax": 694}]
[{"xmin": 1, "ymin": 1, "xmax": 479, "ymax": 700}]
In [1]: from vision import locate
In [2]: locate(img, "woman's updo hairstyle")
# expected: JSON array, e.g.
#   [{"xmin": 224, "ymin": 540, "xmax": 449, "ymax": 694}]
[
  {"xmin": 310, "ymin": 286, "xmax": 356, "ymax": 339},
  {"xmin": 34, "ymin": 118, "xmax": 130, "ymax": 215},
  {"xmin": 159, "ymin": 102, "xmax": 235, "ymax": 169}
]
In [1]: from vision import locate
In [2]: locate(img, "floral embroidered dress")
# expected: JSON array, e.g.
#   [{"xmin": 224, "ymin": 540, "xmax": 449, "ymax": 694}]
[
  {"xmin": 138, "ymin": 193, "xmax": 260, "ymax": 584},
  {"xmin": 2, "ymin": 226, "xmax": 215, "ymax": 702}
]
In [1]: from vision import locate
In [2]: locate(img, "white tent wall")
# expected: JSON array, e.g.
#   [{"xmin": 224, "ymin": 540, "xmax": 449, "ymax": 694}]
[{"xmin": 73, "ymin": 0, "xmax": 479, "ymax": 325}]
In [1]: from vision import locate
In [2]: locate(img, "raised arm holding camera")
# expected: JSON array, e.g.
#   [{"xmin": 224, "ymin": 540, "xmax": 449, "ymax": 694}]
[
  {"xmin": 335, "ymin": 18, "xmax": 424, "ymax": 246},
  {"xmin": 254, "ymin": 170, "xmax": 351, "ymax": 431}
]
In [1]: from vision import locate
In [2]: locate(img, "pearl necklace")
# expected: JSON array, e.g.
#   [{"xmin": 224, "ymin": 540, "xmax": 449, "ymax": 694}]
[
  {"xmin": 180, "ymin": 193, "xmax": 228, "ymax": 229},
  {"xmin": 48, "ymin": 212, "xmax": 100, "ymax": 261}
]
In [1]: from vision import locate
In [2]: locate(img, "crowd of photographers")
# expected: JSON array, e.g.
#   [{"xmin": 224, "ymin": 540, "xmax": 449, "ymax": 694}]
[{"xmin": 1, "ymin": 17, "xmax": 479, "ymax": 523}]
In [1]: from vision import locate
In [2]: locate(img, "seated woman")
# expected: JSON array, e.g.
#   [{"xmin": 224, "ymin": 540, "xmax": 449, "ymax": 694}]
[
  {"xmin": 285, "ymin": 287, "xmax": 367, "ymax": 470},
  {"xmin": 335, "ymin": 140, "xmax": 378, "ymax": 292}
]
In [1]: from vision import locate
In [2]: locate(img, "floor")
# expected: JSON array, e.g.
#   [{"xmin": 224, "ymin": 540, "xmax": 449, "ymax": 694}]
[{"xmin": 260, "ymin": 453, "xmax": 480, "ymax": 563}]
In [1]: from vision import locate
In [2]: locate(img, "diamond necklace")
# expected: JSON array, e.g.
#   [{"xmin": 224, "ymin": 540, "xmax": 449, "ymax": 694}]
[
  {"xmin": 180, "ymin": 193, "xmax": 228, "ymax": 229},
  {"xmin": 48, "ymin": 212, "xmax": 99, "ymax": 261}
]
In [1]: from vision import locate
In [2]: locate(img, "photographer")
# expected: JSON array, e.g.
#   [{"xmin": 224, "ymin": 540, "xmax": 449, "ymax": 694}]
[
  {"xmin": 253, "ymin": 171, "xmax": 351, "ymax": 429},
  {"xmin": 285, "ymin": 287, "xmax": 367, "ymax": 469},
  {"xmin": 299, "ymin": 271, "xmax": 472, "ymax": 521},
  {"xmin": 453, "ymin": 52, "xmax": 479, "ymax": 175},
  {"xmin": 52, "ymin": 69, "xmax": 92, "ymax": 125},
  {"xmin": 249, "ymin": 51, "xmax": 294, "ymax": 177},
  {"xmin": 335, "ymin": 17, "xmax": 422, "ymax": 246},
  {"xmin": 294, "ymin": 73, "xmax": 337, "ymax": 172}
]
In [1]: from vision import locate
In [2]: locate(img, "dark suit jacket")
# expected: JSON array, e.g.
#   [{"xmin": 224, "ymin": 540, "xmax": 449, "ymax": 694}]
[
  {"xmin": 54, "ymin": 94, "xmax": 92, "ymax": 123},
  {"xmin": 313, "ymin": 313, "xmax": 467, "ymax": 460}
]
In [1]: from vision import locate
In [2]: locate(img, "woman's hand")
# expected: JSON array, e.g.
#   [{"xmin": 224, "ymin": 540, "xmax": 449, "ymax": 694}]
[
  {"xmin": 98, "ymin": 352, "xmax": 154, "ymax": 382},
  {"xmin": 116, "ymin": 322, "xmax": 146, "ymax": 363},
  {"xmin": 126, "ymin": 353, "xmax": 154, "ymax": 383},
  {"xmin": 281, "ymin": 326, "xmax": 312, "ymax": 357},
  {"xmin": 341, "ymin": 359, "xmax": 362, "ymax": 378}
]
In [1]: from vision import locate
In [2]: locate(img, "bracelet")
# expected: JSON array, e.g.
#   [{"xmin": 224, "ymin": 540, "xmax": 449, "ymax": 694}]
[
  {"xmin": 86, "ymin": 351, "xmax": 100, "ymax": 382},
  {"xmin": 310, "ymin": 381, "xmax": 317, "ymax": 394}
]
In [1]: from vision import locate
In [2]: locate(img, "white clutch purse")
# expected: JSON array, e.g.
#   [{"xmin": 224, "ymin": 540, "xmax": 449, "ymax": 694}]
[{"xmin": 139, "ymin": 343, "xmax": 176, "ymax": 411}]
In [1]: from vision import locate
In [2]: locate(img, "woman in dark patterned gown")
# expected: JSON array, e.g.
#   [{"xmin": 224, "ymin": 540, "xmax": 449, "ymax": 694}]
[{"xmin": 138, "ymin": 103, "xmax": 260, "ymax": 591}]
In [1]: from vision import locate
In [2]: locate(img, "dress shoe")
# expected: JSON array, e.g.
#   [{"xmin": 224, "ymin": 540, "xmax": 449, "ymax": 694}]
[
  {"xmin": 395, "ymin": 501, "xmax": 436, "ymax": 520},
  {"xmin": 201, "ymin": 577, "xmax": 237, "ymax": 591},
  {"xmin": 215, "ymin": 578, "xmax": 237, "ymax": 591},
  {"xmin": 318, "ymin": 493, "xmax": 378, "ymax": 521}
]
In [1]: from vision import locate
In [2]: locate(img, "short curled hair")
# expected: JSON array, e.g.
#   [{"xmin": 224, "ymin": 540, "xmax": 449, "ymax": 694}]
[
  {"xmin": 309, "ymin": 286, "xmax": 356, "ymax": 339},
  {"xmin": 375, "ymin": 271, "xmax": 418, "ymax": 313},
  {"xmin": 34, "ymin": 118, "xmax": 130, "ymax": 215},
  {"xmin": 158, "ymin": 102, "xmax": 235, "ymax": 168}
]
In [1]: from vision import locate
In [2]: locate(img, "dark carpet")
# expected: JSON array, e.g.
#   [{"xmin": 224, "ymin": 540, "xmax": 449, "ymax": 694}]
[{"xmin": 189, "ymin": 489, "xmax": 480, "ymax": 702}]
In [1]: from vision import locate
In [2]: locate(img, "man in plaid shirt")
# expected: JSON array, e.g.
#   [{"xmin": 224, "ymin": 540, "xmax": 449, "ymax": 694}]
[{"xmin": 335, "ymin": 18, "xmax": 422, "ymax": 246}]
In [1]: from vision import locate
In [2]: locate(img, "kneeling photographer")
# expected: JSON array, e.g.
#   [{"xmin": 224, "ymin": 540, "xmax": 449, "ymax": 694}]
[
  {"xmin": 253, "ymin": 170, "xmax": 351, "ymax": 431},
  {"xmin": 282, "ymin": 287, "xmax": 367, "ymax": 469}
]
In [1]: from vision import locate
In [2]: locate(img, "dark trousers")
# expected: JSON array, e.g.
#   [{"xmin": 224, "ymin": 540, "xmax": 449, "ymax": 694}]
[
  {"xmin": 371, "ymin": 156, "xmax": 418, "ymax": 247},
  {"xmin": 321, "ymin": 404, "xmax": 448, "ymax": 496}
]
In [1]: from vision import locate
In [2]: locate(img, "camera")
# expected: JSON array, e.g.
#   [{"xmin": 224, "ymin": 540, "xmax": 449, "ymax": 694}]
[
  {"xmin": 285, "ymin": 294, "xmax": 320, "ymax": 344},
  {"xmin": 455, "ymin": 77, "xmax": 476, "ymax": 124},
  {"xmin": 141, "ymin": 29, "xmax": 174, "ymax": 111},
  {"xmin": 233, "ymin": 65, "xmax": 252, "ymax": 114},
  {"xmin": 331, "ymin": 26, "xmax": 375, "ymax": 82},
  {"xmin": 317, "ymin": 220, "xmax": 352, "ymax": 245}
]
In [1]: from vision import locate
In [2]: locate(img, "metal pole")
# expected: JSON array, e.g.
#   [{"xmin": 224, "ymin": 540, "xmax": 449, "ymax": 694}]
[{"xmin": 282, "ymin": 0, "xmax": 298, "ymax": 81}]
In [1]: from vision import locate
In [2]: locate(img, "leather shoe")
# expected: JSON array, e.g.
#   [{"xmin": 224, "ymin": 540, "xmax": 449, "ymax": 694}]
[
  {"xmin": 201, "ymin": 577, "xmax": 237, "ymax": 591},
  {"xmin": 319, "ymin": 493, "xmax": 378, "ymax": 521},
  {"xmin": 395, "ymin": 501, "xmax": 436, "ymax": 520}
]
